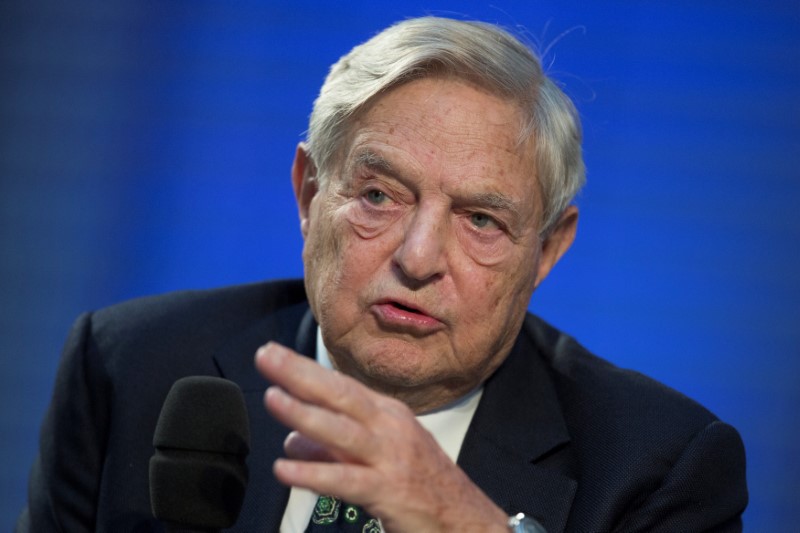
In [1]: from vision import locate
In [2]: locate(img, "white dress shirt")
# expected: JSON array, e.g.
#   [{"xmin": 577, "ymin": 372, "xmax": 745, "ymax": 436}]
[{"xmin": 278, "ymin": 328, "xmax": 483, "ymax": 532}]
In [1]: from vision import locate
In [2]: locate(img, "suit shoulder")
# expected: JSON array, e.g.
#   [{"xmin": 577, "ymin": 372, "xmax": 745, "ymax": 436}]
[
  {"xmin": 523, "ymin": 314, "xmax": 719, "ymax": 444},
  {"xmin": 87, "ymin": 279, "xmax": 307, "ymax": 361},
  {"xmin": 521, "ymin": 315, "xmax": 748, "ymax": 531},
  {"xmin": 94, "ymin": 278, "xmax": 304, "ymax": 328}
]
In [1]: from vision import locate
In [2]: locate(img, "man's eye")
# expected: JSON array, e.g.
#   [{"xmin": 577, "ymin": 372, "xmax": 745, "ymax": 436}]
[
  {"xmin": 470, "ymin": 212, "xmax": 498, "ymax": 229},
  {"xmin": 365, "ymin": 189, "xmax": 388, "ymax": 205}
]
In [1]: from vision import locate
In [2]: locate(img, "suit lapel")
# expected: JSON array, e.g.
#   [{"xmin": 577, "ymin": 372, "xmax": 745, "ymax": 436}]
[
  {"xmin": 458, "ymin": 324, "xmax": 577, "ymax": 533},
  {"xmin": 212, "ymin": 302, "xmax": 316, "ymax": 533}
]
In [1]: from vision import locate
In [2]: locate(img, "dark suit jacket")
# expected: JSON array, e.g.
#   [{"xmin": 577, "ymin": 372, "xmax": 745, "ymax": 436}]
[{"xmin": 18, "ymin": 279, "xmax": 747, "ymax": 532}]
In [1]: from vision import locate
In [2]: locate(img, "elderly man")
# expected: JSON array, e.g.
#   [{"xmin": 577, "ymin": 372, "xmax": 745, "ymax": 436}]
[{"xmin": 19, "ymin": 16, "xmax": 747, "ymax": 533}]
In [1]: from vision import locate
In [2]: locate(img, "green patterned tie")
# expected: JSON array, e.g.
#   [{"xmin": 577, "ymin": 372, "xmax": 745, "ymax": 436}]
[{"xmin": 304, "ymin": 495, "xmax": 381, "ymax": 533}]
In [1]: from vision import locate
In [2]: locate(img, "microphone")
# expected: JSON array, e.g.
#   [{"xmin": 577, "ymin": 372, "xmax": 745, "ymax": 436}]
[{"xmin": 150, "ymin": 376, "xmax": 251, "ymax": 532}]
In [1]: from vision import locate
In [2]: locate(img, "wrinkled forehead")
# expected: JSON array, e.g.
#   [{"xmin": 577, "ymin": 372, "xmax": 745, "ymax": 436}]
[
  {"xmin": 365, "ymin": 80, "xmax": 521, "ymax": 148},
  {"xmin": 366, "ymin": 72, "xmax": 527, "ymax": 136},
  {"xmin": 334, "ymin": 74, "xmax": 533, "ymax": 173}
]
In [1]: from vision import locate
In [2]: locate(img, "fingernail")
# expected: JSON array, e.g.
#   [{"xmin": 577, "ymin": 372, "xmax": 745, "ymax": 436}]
[
  {"xmin": 266, "ymin": 386, "xmax": 288, "ymax": 406},
  {"xmin": 274, "ymin": 458, "xmax": 296, "ymax": 475},
  {"xmin": 256, "ymin": 341, "xmax": 280, "ymax": 361},
  {"xmin": 256, "ymin": 344, "xmax": 268, "ymax": 360},
  {"xmin": 284, "ymin": 430, "xmax": 300, "ymax": 448}
]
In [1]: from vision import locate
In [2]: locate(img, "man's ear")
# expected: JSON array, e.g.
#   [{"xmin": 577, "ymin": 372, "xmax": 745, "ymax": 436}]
[
  {"xmin": 291, "ymin": 142, "xmax": 319, "ymax": 239},
  {"xmin": 534, "ymin": 205, "xmax": 578, "ymax": 288}
]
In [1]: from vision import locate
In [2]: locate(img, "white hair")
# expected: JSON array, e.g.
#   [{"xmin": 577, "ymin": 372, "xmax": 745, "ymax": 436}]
[{"xmin": 306, "ymin": 16, "xmax": 585, "ymax": 234}]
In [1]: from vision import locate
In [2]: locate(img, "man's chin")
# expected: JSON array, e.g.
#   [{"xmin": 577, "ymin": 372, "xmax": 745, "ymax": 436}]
[
  {"xmin": 330, "ymin": 342, "xmax": 433, "ymax": 385},
  {"xmin": 347, "ymin": 350, "xmax": 429, "ymax": 387}
]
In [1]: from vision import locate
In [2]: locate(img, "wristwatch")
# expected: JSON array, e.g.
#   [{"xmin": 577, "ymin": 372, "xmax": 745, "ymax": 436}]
[{"xmin": 507, "ymin": 512, "xmax": 547, "ymax": 533}]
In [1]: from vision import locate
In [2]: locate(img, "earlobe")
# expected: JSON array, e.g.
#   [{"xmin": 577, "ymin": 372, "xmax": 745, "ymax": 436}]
[
  {"xmin": 291, "ymin": 143, "xmax": 319, "ymax": 238},
  {"xmin": 534, "ymin": 205, "xmax": 578, "ymax": 288}
]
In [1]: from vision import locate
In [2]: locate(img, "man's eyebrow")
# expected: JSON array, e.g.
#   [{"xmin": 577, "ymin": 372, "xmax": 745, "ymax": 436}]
[
  {"xmin": 353, "ymin": 150, "xmax": 395, "ymax": 174},
  {"xmin": 469, "ymin": 192, "xmax": 521, "ymax": 218}
]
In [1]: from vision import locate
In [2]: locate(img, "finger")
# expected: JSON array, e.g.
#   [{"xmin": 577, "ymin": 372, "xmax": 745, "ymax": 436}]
[
  {"xmin": 255, "ymin": 342, "xmax": 380, "ymax": 422},
  {"xmin": 265, "ymin": 385, "xmax": 377, "ymax": 462},
  {"xmin": 273, "ymin": 458, "xmax": 380, "ymax": 505},
  {"xmin": 255, "ymin": 343, "xmax": 337, "ymax": 407},
  {"xmin": 284, "ymin": 431, "xmax": 337, "ymax": 462}
]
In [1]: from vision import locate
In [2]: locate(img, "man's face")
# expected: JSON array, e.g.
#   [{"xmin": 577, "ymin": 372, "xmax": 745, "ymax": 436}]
[{"xmin": 294, "ymin": 77, "xmax": 575, "ymax": 412}]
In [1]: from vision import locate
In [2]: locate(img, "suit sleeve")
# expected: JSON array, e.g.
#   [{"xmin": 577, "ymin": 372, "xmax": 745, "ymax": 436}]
[
  {"xmin": 616, "ymin": 420, "xmax": 748, "ymax": 533},
  {"xmin": 16, "ymin": 312, "xmax": 111, "ymax": 533}
]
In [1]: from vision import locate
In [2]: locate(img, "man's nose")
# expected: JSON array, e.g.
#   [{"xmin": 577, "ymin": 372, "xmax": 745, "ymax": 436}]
[{"xmin": 393, "ymin": 207, "xmax": 448, "ymax": 282}]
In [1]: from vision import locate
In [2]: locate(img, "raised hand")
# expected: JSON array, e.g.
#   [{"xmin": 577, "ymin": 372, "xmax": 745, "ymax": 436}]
[{"xmin": 255, "ymin": 342, "xmax": 508, "ymax": 533}]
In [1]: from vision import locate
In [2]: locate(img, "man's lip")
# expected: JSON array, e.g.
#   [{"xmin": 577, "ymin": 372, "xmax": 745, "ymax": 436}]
[
  {"xmin": 373, "ymin": 297, "xmax": 437, "ymax": 319},
  {"xmin": 370, "ymin": 298, "xmax": 445, "ymax": 333}
]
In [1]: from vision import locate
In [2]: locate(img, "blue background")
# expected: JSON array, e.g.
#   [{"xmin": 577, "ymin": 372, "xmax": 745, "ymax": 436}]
[{"xmin": 1, "ymin": 1, "xmax": 798, "ymax": 530}]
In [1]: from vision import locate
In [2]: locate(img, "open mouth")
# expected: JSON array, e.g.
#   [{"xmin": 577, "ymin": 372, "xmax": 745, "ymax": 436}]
[
  {"xmin": 390, "ymin": 301, "xmax": 423, "ymax": 314},
  {"xmin": 370, "ymin": 298, "xmax": 443, "ymax": 333}
]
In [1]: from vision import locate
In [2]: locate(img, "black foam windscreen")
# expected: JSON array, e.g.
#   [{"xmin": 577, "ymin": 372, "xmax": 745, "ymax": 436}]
[{"xmin": 150, "ymin": 376, "xmax": 250, "ymax": 531}]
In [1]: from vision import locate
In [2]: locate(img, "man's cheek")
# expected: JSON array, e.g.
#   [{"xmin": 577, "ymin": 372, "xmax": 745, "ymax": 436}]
[{"xmin": 304, "ymin": 215, "xmax": 344, "ymax": 282}]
